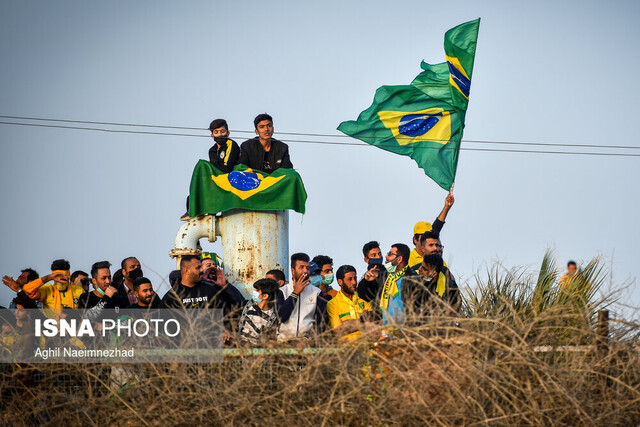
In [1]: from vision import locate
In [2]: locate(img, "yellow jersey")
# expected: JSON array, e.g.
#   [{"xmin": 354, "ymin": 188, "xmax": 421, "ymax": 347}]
[{"xmin": 326, "ymin": 291, "xmax": 372, "ymax": 340}]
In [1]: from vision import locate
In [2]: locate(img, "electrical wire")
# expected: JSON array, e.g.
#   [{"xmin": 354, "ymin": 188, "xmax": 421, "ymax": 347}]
[
  {"xmin": 1, "ymin": 116, "xmax": 640, "ymax": 158},
  {"xmin": 3, "ymin": 114, "xmax": 640, "ymax": 151}
]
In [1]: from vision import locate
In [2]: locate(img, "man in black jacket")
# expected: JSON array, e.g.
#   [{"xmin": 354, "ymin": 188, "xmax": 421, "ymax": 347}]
[
  {"xmin": 207, "ymin": 118, "xmax": 240, "ymax": 173},
  {"xmin": 401, "ymin": 254, "xmax": 460, "ymax": 323},
  {"xmin": 162, "ymin": 255, "xmax": 245, "ymax": 341},
  {"xmin": 181, "ymin": 118, "xmax": 240, "ymax": 221},
  {"xmin": 162, "ymin": 255, "xmax": 244, "ymax": 310},
  {"xmin": 238, "ymin": 113, "xmax": 293, "ymax": 173},
  {"xmin": 357, "ymin": 243, "xmax": 415, "ymax": 325}
]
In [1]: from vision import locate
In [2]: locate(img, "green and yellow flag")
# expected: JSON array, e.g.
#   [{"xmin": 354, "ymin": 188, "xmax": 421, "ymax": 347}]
[
  {"xmin": 188, "ymin": 160, "xmax": 307, "ymax": 216},
  {"xmin": 337, "ymin": 18, "xmax": 480, "ymax": 190}
]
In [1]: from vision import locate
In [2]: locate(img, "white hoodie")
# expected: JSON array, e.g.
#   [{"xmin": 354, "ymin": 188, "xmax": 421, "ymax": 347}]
[{"xmin": 277, "ymin": 281, "xmax": 321, "ymax": 340}]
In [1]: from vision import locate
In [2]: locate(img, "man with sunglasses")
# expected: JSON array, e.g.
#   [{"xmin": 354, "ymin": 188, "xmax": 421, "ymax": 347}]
[{"xmin": 357, "ymin": 243, "xmax": 415, "ymax": 325}]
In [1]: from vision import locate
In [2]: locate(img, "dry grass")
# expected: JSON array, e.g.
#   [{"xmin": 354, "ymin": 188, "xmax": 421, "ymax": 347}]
[{"xmin": 1, "ymin": 311, "xmax": 639, "ymax": 426}]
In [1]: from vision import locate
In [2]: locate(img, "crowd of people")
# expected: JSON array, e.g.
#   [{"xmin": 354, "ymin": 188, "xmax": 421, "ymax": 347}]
[
  {"xmin": 0, "ymin": 208, "xmax": 460, "ymax": 349},
  {"xmin": 1, "ymin": 113, "xmax": 462, "ymax": 351}
]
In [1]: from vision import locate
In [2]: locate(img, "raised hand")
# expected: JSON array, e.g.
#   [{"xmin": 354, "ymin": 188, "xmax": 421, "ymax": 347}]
[{"xmin": 2, "ymin": 275, "xmax": 20, "ymax": 292}]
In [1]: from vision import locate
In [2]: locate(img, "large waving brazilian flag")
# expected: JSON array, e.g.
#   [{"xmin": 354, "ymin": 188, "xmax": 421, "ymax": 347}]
[
  {"xmin": 337, "ymin": 19, "xmax": 480, "ymax": 191},
  {"xmin": 188, "ymin": 160, "xmax": 307, "ymax": 216}
]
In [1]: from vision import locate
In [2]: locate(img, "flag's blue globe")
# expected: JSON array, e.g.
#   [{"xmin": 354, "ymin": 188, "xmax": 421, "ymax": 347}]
[
  {"xmin": 228, "ymin": 171, "xmax": 261, "ymax": 191},
  {"xmin": 399, "ymin": 113, "xmax": 442, "ymax": 137}
]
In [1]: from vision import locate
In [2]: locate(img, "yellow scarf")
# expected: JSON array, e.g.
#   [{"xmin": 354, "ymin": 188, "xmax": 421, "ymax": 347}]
[
  {"xmin": 435, "ymin": 272, "xmax": 446, "ymax": 297},
  {"xmin": 52, "ymin": 270, "xmax": 74, "ymax": 311},
  {"xmin": 379, "ymin": 266, "xmax": 408, "ymax": 311}
]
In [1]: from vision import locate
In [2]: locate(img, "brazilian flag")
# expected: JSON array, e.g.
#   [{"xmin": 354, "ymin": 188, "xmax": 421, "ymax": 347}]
[
  {"xmin": 188, "ymin": 160, "xmax": 307, "ymax": 216},
  {"xmin": 337, "ymin": 19, "xmax": 480, "ymax": 191}
]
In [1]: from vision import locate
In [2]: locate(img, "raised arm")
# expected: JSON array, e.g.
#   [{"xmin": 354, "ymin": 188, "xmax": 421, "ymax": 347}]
[
  {"xmin": 433, "ymin": 193, "xmax": 454, "ymax": 234},
  {"xmin": 22, "ymin": 272, "xmax": 68, "ymax": 301}
]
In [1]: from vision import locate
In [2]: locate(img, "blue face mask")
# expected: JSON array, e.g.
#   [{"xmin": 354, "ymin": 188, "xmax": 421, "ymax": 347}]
[
  {"xmin": 369, "ymin": 257, "xmax": 383, "ymax": 265},
  {"xmin": 252, "ymin": 290, "xmax": 262, "ymax": 303},
  {"xmin": 309, "ymin": 275, "xmax": 323, "ymax": 287}
]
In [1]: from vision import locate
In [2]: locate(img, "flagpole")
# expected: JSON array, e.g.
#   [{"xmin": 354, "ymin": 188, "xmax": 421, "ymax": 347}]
[{"xmin": 449, "ymin": 180, "xmax": 455, "ymax": 194}]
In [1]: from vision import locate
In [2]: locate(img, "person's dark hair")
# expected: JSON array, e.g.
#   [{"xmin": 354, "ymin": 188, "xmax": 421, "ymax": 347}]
[
  {"xmin": 70, "ymin": 270, "xmax": 88, "ymax": 283},
  {"xmin": 133, "ymin": 277, "xmax": 152, "ymax": 292},
  {"xmin": 180, "ymin": 255, "xmax": 200, "ymax": 271},
  {"xmin": 312, "ymin": 255, "xmax": 333, "ymax": 269},
  {"xmin": 392, "ymin": 243, "xmax": 411, "ymax": 266},
  {"xmin": 21, "ymin": 268, "xmax": 39, "ymax": 282},
  {"xmin": 253, "ymin": 278, "xmax": 279, "ymax": 303},
  {"xmin": 209, "ymin": 118, "xmax": 228, "ymax": 132},
  {"xmin": 362, "ymin": 241, "xmax": 380, "ymax": 258},
  {"xmin": 253, "ymin": 113, "xmax": 273, "ymax": 129},
  {"xmin": 91, "ymin": 261, "xmax": 111, "ymax": 278},
  {"xmin": 12, "ymin": 291, "xmax": 38, "ymax": 309},
  {"xmin": 50, "ymin": 259, "xmax": 70, "ymax": 271},
  {"xmin": 419, "ymin": 231, "xmax": 441, "ymax": 244},
  {"xmin": 336, "ymin": 265, "xmax": 357, "ymax": 281},
  {"xmin": 121, "ymin": 257, "xmax": 138, "ymax": 270},
  {"xmin": 0, "ymin": 308, "xmax": 15, "ymax": 329},
  {"xmin": 290, "ymin": 253, "xmax": 310, "ymax": 269},
  {"xmin": 266, "ymin": 269, "xmax": 285, "ymax": 282},
  {"xmin": 567, "ymin": 260, "xmax": 577, "ymax": 267},
  {"xmin": 422, "ymin": 254, "xmax": 444, "ymax": 274},
  {"xmin": 169, "ymin": 270, "xmax": 181, "ymax": 287},
  {"xmin": 111, "ymin": 269, "xmax": 123, "ymax": 286}
]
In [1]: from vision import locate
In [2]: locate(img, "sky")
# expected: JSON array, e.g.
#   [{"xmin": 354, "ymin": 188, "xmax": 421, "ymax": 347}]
[{"xmin": 1, "ymin": 0, "xmax": 639, "ymax": 318}]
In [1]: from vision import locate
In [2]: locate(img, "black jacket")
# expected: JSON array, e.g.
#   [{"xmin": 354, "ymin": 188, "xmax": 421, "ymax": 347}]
[
  {"xmin": 357, "ymin": 267, "xmax": 416, "ymax": 307},
  {"xmin": 401, "ymin": 266, "xmax": 460, "ymax": 322},
  {"xmin": 208, "ymin": 138, "xmax": 240, "ymax": 173},
  {"xmin": 238, "ymin": 137, "xmax": 293, "ymax": 173}
]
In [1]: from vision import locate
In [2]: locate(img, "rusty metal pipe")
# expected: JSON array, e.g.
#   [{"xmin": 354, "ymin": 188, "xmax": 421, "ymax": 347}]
[
  {"xmin": 170, "ymin": 210, "xmax": 289, "ymax": 298},
  {"xmin": 218, "ymin": 209, "xmax": 289, "ymax": 297},
  {"xmin": 169, "ymin": 215, "xmax": 219, "ymax": 267}
]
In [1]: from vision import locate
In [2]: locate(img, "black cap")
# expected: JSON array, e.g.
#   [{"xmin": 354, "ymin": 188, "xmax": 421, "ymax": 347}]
[{"xmin": 208, "ymin": 119, "xmax": 228, "ymax": 132}]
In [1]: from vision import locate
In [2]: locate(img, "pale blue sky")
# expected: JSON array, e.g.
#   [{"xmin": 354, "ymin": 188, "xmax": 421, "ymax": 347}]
[{"xmin": 1, "ymin": 0, "xmax": 639, "ymax": 316}]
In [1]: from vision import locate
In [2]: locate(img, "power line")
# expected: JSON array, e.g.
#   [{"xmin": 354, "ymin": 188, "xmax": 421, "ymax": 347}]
[
  {"xmin": 2, "ymin": 118, "xmax": 640, "ymax": 158},
  {"xmin": 0, "ymin": 121, "xmax": 207, "ymax": 138},
  {"xmin": 275, "ymin": 137, "xmax": 640, "ymax": 157},
  {"xmin": 3, "ymin": 114, "xmax": 640, "ymax": 151}
]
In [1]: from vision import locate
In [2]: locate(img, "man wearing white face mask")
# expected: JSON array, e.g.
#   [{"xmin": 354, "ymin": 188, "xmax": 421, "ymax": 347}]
[
  {"xmin": 357, "ymin": 243, "xmax": 415, "ymax": 325},
  {"xmin": 238, "ymin": 278, "xmax": 280, "ymax": 346}
]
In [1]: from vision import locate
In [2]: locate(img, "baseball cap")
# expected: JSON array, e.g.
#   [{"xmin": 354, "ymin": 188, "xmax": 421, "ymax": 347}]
[
  {"xmin": 308, "ymin": 261, "xmax": 321, "ymax": 275},
  {"xmin": 413, "ymin": 221, "xmax": 433, "ymax": 235}
]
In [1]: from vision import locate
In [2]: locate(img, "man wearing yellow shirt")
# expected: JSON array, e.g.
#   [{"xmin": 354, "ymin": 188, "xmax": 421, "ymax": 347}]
[
  {"xmin": 22, "ymin": 259, "xmax": 85, "ymax": 318},
  {"xmin": 327, "ymin": 265, "xmax": 372, "ymax": 339},
  {"xmin": 409, "ymin": 193, "xmax": 455, "ymax": 270}
]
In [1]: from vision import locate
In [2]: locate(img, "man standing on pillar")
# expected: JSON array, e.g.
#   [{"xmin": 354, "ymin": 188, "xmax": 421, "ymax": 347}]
[{"xmin": 238, "ymin": 113, "xmax": 293, "ymax": 173}]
